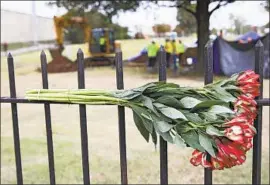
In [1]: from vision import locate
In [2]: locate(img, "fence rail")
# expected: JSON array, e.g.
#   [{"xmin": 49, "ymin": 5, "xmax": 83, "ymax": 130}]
[{"xmin": 0, "ymin": 40, "xmax": 269, "ymax": 185}]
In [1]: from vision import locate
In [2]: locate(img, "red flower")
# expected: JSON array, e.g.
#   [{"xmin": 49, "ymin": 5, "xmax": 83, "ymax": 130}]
[
  {"xmin": 190, "ymin": 150, "xmax": 204, "ymax": 166},
  {"xmin": 217, "ymin": 139, "xmax": 246, "ymax": 166},
  {"xmin": 234, "ymin": 95, "xmax": 257, "ymax": 119},
  {"xmin": 241, "ymin": 138, "xmax": 253, "ymax": 152},
  {"xmin": 240, "ymin": 83, "xmax": 260, "ymax": 98},
  {"xmin": 224, "ymin": 114, "xmax": 254, "ymax": 127},
  {"xmin": 224, "ymin": 125, "xmax": 244, "ymax": 143},
  {"xmin": 236, "ymin": 70, "xmax": 260, "ymax": 98},
  {"xmin": 237, "ymin": 70, "xmax": 259, "ymax": 86},
  {"xmin": 190, "ymin": 150, "xmax": 212, "ymax": 168},
  {"xmin": 189, "ymin": 138, "xmax": 249, "ymax": 170}
]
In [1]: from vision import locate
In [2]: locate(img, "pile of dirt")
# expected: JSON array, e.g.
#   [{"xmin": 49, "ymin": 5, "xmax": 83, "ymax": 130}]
[
  {"xmin": 37, "ymin": 55, "xmax": 78, "ymax": 73},
  {"xmin": 125, "ymin": 53, "xmax": 148, "ymax": 67}
]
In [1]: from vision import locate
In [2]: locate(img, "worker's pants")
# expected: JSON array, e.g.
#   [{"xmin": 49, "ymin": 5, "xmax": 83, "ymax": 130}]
[
  {"xmin": 172, "ymin": 54, "xmax": 178, "ymax": 71},
  {"xmin": 166, "ymin": 52, "xmax": 171, "ymax": 68},
  {"xmin": 148, "ymin": 57, "xmax": 156, "ymax": 67},
  {"xmin": 100, "ymin": 45, "xmax": 105, "ymax": 52},
  {"xmin": 178, "ymin": 53, "xmax": 183, "ymax": 65}
]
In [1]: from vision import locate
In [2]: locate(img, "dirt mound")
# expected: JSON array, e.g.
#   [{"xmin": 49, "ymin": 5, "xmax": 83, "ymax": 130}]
[
  {"xmin": 37, "ymin": 55, "xmax": 78, "ymax": 73},
  {"xmin": 125, "ymin": 53, "xmax": 148, "ymax": 67}
]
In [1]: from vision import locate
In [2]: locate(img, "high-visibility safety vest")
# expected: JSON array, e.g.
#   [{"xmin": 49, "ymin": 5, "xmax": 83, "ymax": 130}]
[
  {"xmin": 177, "ymin": 43, "xmax": 185, "ymax": 54},
  {"xmin": 147, "ymin": 43, "xmax": 159, "ymax": 57},
  {"xmin": 164, "ymin": 42, "xmax": 173, "ymax": 53},
  {"xmin": 172, "ymin": 42, "xmax": 177, "ymax": 54},
  {"xmin": 99, "ymin": 37, "xmax": 105, "ymax": 45}
]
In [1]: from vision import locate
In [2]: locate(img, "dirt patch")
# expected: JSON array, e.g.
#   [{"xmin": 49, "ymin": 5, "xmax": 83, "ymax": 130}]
[
  {"xmin": 125, "ymin": 53, "xmax": 148, "ymax": 67},
  {"xmin": 36, "ymin": 55, "xmax": 78, "ymax": 73}
]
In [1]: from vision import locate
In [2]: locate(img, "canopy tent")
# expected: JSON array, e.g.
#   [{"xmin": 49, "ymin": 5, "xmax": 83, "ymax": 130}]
[{"xmin": 213, "ymin": 32, "xmax": 269, "ymax": 79}]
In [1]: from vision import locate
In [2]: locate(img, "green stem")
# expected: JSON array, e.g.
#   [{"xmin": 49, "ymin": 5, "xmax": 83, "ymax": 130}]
[{"xmin": 26, "ymin": 92, "xmax": 129, "ymax": 106}]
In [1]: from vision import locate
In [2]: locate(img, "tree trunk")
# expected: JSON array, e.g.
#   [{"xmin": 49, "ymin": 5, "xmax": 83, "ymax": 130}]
[{"xmin": 194, "ymin": 0, "xmax": 210, "ymax": 75}]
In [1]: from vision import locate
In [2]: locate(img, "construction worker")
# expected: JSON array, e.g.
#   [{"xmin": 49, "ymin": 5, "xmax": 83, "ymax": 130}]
[
  {"xmin": 99, "ymin": 32, "xmax": 106, "ymax": 52},
  {"xmin": 177, "ymin": 40, "xmax": 185, "ymax": 66},
  {"xmin": 164, "ymin": 39, "xmax": 172, "ymax": 68},
  {"xmin": 147, "ymin": 39, "xmax": 159, "ymax": 68}
]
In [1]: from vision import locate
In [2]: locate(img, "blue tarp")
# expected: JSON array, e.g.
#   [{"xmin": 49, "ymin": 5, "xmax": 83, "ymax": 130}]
[
  {"xmin": 236, "ymin": 31, "xmax": 260, "ymax": 41},
  {"xmin": 213, "ymin": 33, "xmax": 269, "ymax": 78}
]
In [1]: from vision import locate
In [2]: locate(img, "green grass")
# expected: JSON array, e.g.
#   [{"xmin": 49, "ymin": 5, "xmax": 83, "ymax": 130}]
[{"xmin": 1, "ymin": 135, "xmax": 269, "ymax": 184}]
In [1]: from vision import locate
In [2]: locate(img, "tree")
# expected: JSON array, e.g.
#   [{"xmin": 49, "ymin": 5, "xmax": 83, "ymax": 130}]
[
  {"xmin": 229, "ymin": 14, "xmax": 251, "ymax": 35},
  {"xmin": 152, "ymin": 24, "xmax": 171, "ymax": 37},
  {"xmin": 211, "ymin": 28, "xmax": 218, "ymax": 35},
  {"xmin": 159, "ymin": 0, "xmax": 235, "ymax": 74},
  {"xmin": 175, "ymin": 6, "xmax": 197, "ymax": 36},
  {"xmin": 48, "ymin": 0, "xmax": 142, "ymax": 23},
  {"xmin": 62, "ymin": 9, "xmax": 130, "ymax": 43}
]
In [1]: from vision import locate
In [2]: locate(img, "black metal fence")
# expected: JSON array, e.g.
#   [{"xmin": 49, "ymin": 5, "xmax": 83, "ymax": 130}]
[{"xmin": 1, "ymin": 40, "xmax": 270, "ymax": 185}]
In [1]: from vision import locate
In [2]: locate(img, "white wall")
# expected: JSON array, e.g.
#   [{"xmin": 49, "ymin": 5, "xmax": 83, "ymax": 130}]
[{"xmin": 1, "ymin": 9, "xmax": 56, "ymax": 43}]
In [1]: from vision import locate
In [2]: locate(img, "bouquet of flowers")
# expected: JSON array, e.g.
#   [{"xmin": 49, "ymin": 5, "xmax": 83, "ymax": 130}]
[{"xmin": 25, "ymin": 70, "xmax": 260, "ymax": 170}]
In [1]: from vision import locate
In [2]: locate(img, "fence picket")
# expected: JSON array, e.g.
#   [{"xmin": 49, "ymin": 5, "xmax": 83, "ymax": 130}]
[
  {"xmin": 115, "ymin": 50, "xmax": 128, "ymax": 184},
  {"xmin": 7, "ymin": 53, "xmax": 23, "ymax": 184},
  {"xmin": 40, "ymin": 51, "xmax": 56, "ymax": 184},
  {"xmin": 252, "ymin": 40, "xmax": 264, "ymax": 185},
  {"xmin": 204, "ymin": 40, "xmax": 214, "ymax": 185},
  {"xmin": 77, "ymin": 49, "xmax": 90, "ymax": 184},
  {"xmin": 158, "ymin": 46, "xmax": 168, "ymax": 184}
]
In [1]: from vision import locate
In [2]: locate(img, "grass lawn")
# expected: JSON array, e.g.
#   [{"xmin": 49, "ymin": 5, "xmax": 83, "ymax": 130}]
[{"xmin": 1, "ymin": 39, "xmax": 269, "ymax": 184}]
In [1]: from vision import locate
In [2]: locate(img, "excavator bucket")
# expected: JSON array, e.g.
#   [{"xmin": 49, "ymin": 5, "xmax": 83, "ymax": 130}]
[{"xmin": 48, "ymin": 47, "xmax": 64, "ymax": 59}]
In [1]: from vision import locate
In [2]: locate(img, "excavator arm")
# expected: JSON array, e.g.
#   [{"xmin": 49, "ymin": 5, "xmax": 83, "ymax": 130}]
[{"xmin": 53, "ymin": 13, "xmax": 91, "ymax": 48}]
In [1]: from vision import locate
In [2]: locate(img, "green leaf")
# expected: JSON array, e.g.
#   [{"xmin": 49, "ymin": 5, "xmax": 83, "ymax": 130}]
[
  {"xmin": 181, "ymin": 131, "xmax": 205, "ymax": 152},
  {"xmin": 159, "ymin": 131, "xmax": 174, "ymax": 143},
  {"xmin": 206, "ymin": 125, "xmax": 224, "ymax": 136},
  {"xmin": 213, "ymin": 87, "xmax": 237, "ymax": 102},
  {"xmin": 156, "ymin": 96, "xmax": 184, "ymax": 109},
  {"xmin": 183, "ymin": 112, "xmax": 204, "ymax": 123},
  {"xmin": 156, "ymin": 121, "xmax": 174, "ymax": 133},
  {"xmin": 132, "ymin": 111, "xmax": 149, "ymax": 142},
  {"xmin": 153, "ymin": 102, "xmax": 166, "ymax": 108},
  {"xmin": 141, "ymin": 112, "xmax": 152, "ymax": 120},
  {"xmin": 159, "ymin": 106, "xmax": 187, "ymax": 120},
  {"xmin": 208, "ymin": 105, "xmax": 234, "ymax": 114},
  {"xmin": 174, "ymin": 134, "xmax": 186, "ymax": 148},
  {"xmin": 132, "ymin": 82, "xmax": 156, "ymax": 92},
  {"xmin": 201, "ymin": 112, "xmax": 218, "ymax": 122},
  {"xmin": 151, "ymin": 131, "xmax": 158, "ymax": 148},
  {"xmin": 141, "ymin": 116, "xmax": 153, "ymax": 134},
  {"xmin": 175, "ymin": 122, "xmax": 190, "ymax": 134},
  {"xmin": 198, "ymin": 134, "xmax": 216, "ymax": 157},
  {"xmin": 113, "ymin": 90, "xmax": 141, "ymax": 100},
  {"xmin": 224, "ymin": 85, "xmax": 239, "ymax": 91},
  {"xmin": 131, "ymin": 104, "xmax": 153, "ymax": 134},
  {"xmin": 180, "ymin": 97, "xmax": 202, "ymax": 109},
  {"xmin": 191, "ymin": 100, "xmax": 228, "ymax": 112},
  {"xmin": 141, "ymin": 96, "xmax": 160, "ymax": 116}
]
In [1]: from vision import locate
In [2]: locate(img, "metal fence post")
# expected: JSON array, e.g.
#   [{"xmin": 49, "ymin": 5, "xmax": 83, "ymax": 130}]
[
  {"xmin": 77, "ymin": 49, "xmax": 90, "ymax": 184},
  {"xmin": 40, "ymin": 51, "xmax": 56, "ymax": 184},
  {"xmin": 158, "ymin": 46, "xmax": 168, "ymax": 184},
  {"xmin": 204, "ymin": 40, "xmax": 214, "ymax": 185},
  {"xmin": 252, "ymin": 40, "xmax": 264, "ymax": 185},
  {"xmin": 115, "ymin": 50, "xmax": 128, "ymax": 184},
  {"xmin": 7, "ymin": 53, "xmax": 23, "ymax": 184}
]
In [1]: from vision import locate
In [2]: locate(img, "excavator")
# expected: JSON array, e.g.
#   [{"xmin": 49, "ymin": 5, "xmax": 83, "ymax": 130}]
[{"xmin": 49, "ymin": 12, "xmax": 120, "ymax": 66}]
